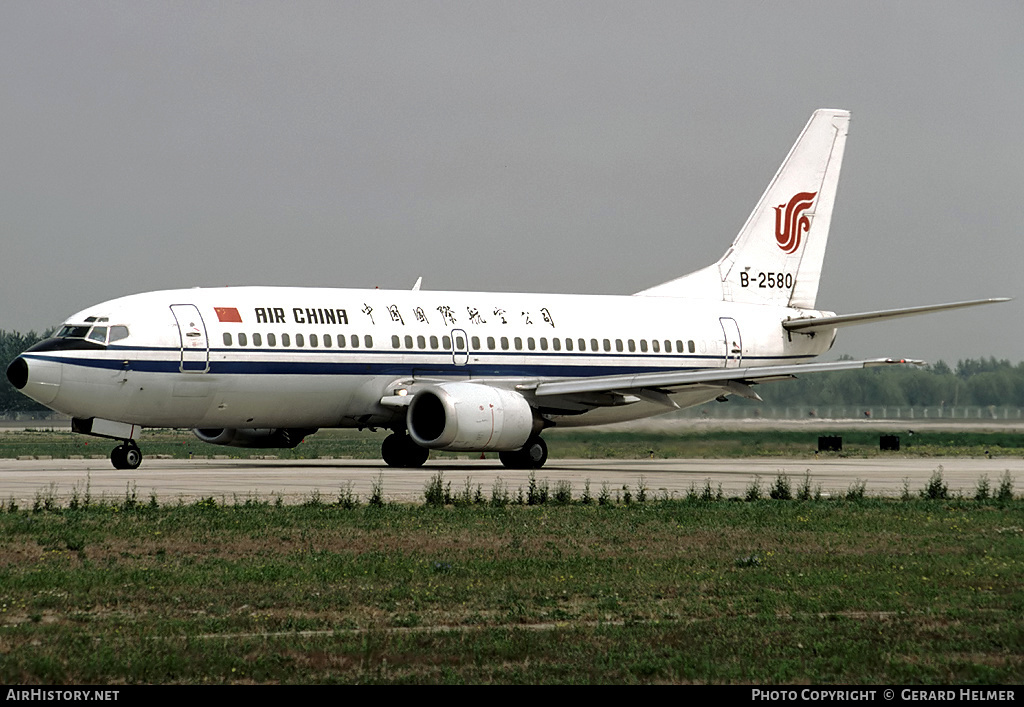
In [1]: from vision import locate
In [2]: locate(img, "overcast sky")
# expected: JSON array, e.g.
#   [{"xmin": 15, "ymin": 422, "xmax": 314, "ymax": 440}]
[{"xmin": 2, "ymin": 1, "xmax": 1021, "ymax": 365}]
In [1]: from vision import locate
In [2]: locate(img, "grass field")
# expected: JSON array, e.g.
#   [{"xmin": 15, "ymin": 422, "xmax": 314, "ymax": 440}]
[
  {"xmin": 1, "ymin": 491, "xmax": 1021, "ymax": 684},
  {"xmin": 4, "ymin": 425, "xmax": 1024, "ymax": 461}
]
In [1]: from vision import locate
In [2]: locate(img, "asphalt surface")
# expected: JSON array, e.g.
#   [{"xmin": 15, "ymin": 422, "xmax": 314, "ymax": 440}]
[{"xmin": 1, "ymin": 455, "xmax": 1019, "ymax": 505}]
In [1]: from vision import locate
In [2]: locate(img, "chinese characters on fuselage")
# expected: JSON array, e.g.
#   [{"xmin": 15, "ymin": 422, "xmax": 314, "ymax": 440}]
[{"xmin": 252, "ymin": 303, "xmax": 556, "ymax": 328}]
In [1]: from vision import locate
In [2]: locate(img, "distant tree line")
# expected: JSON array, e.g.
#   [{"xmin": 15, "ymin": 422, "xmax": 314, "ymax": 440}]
[
  {"xmin": 1, "ymin": 329, "xmax": 48, "ymax": 414},
  {"xmin": 1, "ymin": 329, "xmax": 1023, "ymax": 415},
  {"xmin": 760, "ymin": 356, "xmax": 1024, "ymax": 408}
]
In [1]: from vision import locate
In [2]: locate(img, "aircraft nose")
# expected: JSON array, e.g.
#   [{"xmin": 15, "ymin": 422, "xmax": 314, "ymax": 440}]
[{"xmin": 6, "ymin": 356, "xmax": 62, "ymax": 405}]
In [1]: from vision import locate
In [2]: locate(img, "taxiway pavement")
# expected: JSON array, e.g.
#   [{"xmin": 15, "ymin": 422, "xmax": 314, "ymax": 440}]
[{"xmin": 0, "ymin": 456, "xmax": 1019, "ymax": 505}]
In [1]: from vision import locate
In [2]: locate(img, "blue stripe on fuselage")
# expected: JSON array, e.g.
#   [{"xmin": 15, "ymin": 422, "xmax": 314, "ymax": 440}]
[{"xmin": 24, "ymin": 348, "xmax": 812, "ymax": 379}]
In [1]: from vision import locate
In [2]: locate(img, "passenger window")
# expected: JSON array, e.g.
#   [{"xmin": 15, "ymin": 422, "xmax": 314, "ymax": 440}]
[
  {"xmin": 514, "ymin": 337, "xmax": 523, "ymax": 351},
  {"xmin": 405, "ymin": 335, "xmax": 413, "ymax": 348},
  {"xmin": 253, "ymin": 333, "xmax": 262, "ymax": 347},
  {"xmin": 615, "ymin": 339, "xmax": 623, "ymax": 352},
  {"xmin": 442, "ymin": 335, "xmax": 452, "ymax": 349},
  {"xmin": 487, "ymin": 336, "xmax": 496, "ymax": 350},
  {"xmin": 471, "ymin": 336, "xmax": 480, "ymax": 349},
  {"xmin": 238, "ymin": 333, "xmax": 248, "ymax": 346},
  {"xmin": 602, "ymin": 339, "xmax": 611, "ymax": 352},
  {"xmin": 364, "ymin": 335, "xmax": 373, "ymax": 348},
  {"xmin": 223, "ymin": 333, "xmax": 232, "ymax": 346},
  {"xmin": 323, "ymin": 334, "xmax": 331, "ymax": 348},
  {"xmin": 418, "ymin": 335, "xmax": 427, "ymax": 349},
  {"xmin": 430, "ymin": 335, "xmax": 439, "ymax": 349},
  {"xmin": 337, "ymin": 335, "xmax": 346, "ymax": 348},
  {"xmin": 676, "ymin": 340, "xmax": 684, "ymax": 352},
  {"xmin": 392, "ymin": 335, "xmax": 401, "ymax": 349},
  {"xmin": 640, "ymin": 340, "xmax": 648, "ymax": 352},
  {"xmin": 310, "ymin": 334, "xmax": 318, "ymax": 348},
  {"xmin": 591, "ymin": 338, "xmax": 599, "ymax": 351},
  {"xmin": 351, "ymin": 334, "xmax": 359, "ymax": 348},
  {"xmin": 628, "ymin": 339, "xmax": 636, "ymax": 353},
  {"xmin": 652, "ymin": 340, "xmax": 660, "ymax": 353},
  {"xmin": 268, "ymin": 333, "xmax": 276, "ymax": 347},
  {"xmin": 664, "ymin": 340, "xmax": 672, "ymax": 352},
  {"xmin": 282, "ymin": 333, "xmax": 291, "ymax": 347},
  {"xmin": 295, "ymin": 334, "xmax": 304, "ymax": 347},
  {"xmin": 501, "ymin": 337, "xmax": 509, "ymax": 350},
  {"xmin": 563, "ymin": 338, "xmax": 571, "ymax": 351},
  {"xmin": 541, "ymin": 338, "xmax": 550, "ymax": 351},
  {"xmin": 689, "ymin": 340, "xmax": 696, "ymax": 353},
  {"xmin": 527, "ymin": 337, "xmax": 535, "ymax": 350}
]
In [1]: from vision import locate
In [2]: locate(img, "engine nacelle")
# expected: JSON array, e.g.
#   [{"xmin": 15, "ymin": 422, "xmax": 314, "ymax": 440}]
[
  {"xmin": 192, "ymin": 427, "xmax": 317, "ymax": 449},
  {"xmin": 407, "ymin": 382, "xmax": 535, "ymax": 451}
]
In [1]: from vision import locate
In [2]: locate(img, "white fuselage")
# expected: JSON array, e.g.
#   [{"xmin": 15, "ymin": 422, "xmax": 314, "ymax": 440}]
[{"xmin": 19, "ymin": 286, "xmax": 835, "ymax": 430}]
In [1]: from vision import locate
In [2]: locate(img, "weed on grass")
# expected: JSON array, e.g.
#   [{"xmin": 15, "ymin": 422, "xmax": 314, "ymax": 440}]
[
  {"xmin": 553, "ymin": 480, "xmax": 573, "ymax": 505},
  {"xmin": 490, "ymin": 477, "xmax": 511, "ymax": 508},
  {"xmin": 337, "ymin": 482, "xmax": 360, "ymax": 509},
  {"xmin": 920, "ymin": 467, "xmax": 949, "ymax": 500},
  {"xmin": 796, "ymin": 471, "xmax": 821, "ymax": 501},
  {"xmin": 975, "ymin": 474, "xmax": 992, "ymax": 501},
  {"xmin": 770, "ymin": 473, "xmax": 792, "ymax": 500},
  {"xmin": 424, "ymin": 472, "xmax": 451, "ymax": 506},
  {"xmin": 846, "ymin": 479, "xmax": 868, "ymax": 501},
  {"xmin": 744, "ymin": 475, "xmax": 763, "ymax": 502},
  {"xmin": 997, "ymin": 470, "xmax": 1015, "ymax": 502}
]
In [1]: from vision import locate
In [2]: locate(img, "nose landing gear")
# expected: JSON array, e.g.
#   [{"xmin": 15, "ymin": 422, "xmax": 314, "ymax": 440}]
[
  {"xmin": 70, "ymin": 418, "xmax": 144, "ymax": 470},
  {"xmin": 111, "ymin": 441, "xmax": 143, "ymax": 470}
]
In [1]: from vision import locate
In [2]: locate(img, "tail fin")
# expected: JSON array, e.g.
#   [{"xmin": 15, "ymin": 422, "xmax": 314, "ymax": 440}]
[{"xmin": 636, "ymin": 109, "xmax": 850, "ymax": 309}]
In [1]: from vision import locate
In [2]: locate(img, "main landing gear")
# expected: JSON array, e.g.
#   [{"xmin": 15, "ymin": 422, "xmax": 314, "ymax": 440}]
[
  {"xmin": 381, "ymin": 432, "xmax": 430, "ymax": 468},
  {"xmin": 499, "ymin": 435, "xmax": 548, "ymax": 470},
  {"xmin": 111, "ymin": 440, "xmax": 143, "ymax": 470},
  {"xmin": 379, "ymin": 432, "xmax": 549, "ymax": 469}
]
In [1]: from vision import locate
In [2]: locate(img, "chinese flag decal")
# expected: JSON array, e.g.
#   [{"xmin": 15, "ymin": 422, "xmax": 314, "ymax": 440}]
[{"xmin": 215, "ymin": 307, "xmax": 242, "ymax": 323}]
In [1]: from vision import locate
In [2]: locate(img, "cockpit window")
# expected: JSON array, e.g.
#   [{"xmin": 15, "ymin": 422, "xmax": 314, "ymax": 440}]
[
  {"xmin": 56, "ymin": 324, "xmax": 128, "ymax": 345},
  {"xmin": 57, "ymin": 325, "xmax": 91, "ymax": 339}
]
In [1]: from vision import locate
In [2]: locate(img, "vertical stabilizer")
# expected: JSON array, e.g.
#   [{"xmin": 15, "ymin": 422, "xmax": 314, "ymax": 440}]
[{"xmin": 636, "ymin": 109, "xmax": 849, "ymax": 309}]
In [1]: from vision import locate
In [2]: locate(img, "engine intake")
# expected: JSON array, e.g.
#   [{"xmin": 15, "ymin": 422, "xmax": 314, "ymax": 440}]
[
  {"xmin": 192, "ymin": 428, "xmax": 317, "ymax": 449},
  {"xmin": 407, "ymin": 382, "xmax": 535, "ymax": 451}
]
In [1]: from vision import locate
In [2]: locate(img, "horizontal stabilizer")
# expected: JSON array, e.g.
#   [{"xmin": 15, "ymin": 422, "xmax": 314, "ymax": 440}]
[{"xmin": 783, "ymin": 298, "xmax": 1011, "ymax": 333}]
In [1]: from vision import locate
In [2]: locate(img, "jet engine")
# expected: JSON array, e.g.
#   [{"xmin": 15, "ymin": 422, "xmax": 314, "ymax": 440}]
[
  {"xmin": 406, "ymin": 382, "xmax": 536, "ymax": 451},
  {"xmin": 192, "ymin": 427, "xmax": 317, "ymax": 449}
]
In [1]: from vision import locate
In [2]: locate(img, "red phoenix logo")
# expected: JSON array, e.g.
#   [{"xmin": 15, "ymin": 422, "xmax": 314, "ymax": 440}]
[{"xmin": 773, "ymin": 192, "xmax": 816, "ymax": 254}]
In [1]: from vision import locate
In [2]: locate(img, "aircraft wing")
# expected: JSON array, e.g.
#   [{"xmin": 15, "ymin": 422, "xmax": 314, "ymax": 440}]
[
  {"xmin": 520, "ymin": 357, "xmax": 922, "ymax": 408},
  {"xmin": 783, "ymin": 298, "xmax": 1010, "ymax": 333}
]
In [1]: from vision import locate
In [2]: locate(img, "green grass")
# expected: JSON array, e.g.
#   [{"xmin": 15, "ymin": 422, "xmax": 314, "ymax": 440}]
[
  {"xmin": 1, "ymin": 495, "xmax": 1021, "ymax": 683},
  {"xmin": 4, "ymin": 426, "xmax": 1024, "ymax": 460}
]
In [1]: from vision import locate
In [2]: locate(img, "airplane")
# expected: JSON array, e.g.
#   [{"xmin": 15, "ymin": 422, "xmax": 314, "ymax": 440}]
[{"xmin": 5, "ymin": 109, "xmax": 1008, "ymax": 471}]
